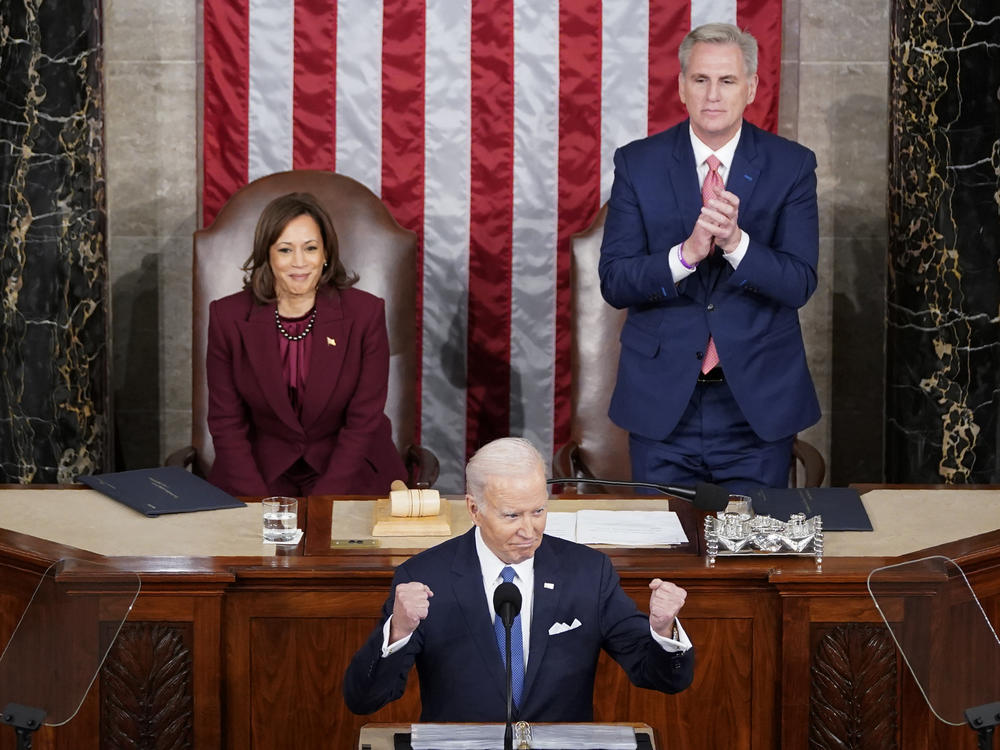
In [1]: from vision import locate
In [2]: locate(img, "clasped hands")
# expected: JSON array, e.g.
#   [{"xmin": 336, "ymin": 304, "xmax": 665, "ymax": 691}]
[
  {"xmin": 681, "ymin": 188, "xmax": 742, "ymax": 266},
  {"xmin": 388, "ymin": 578, "xmax": 687, "ymax": 644}
]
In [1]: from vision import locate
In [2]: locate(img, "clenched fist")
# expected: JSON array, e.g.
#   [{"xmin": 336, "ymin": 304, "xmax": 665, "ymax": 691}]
[
  {"xmin": 648, "ymin": 578, "xmax": 687, "ymax": 639},
  {"xmin": 389, "ymin": 581, "xmax": 434, "ymax": 644}
]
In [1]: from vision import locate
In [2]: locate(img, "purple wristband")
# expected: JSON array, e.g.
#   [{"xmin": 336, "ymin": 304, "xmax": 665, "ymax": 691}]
[{"xmin": 678, "ymin": 243, "xmax": 697, "ymax": 270}]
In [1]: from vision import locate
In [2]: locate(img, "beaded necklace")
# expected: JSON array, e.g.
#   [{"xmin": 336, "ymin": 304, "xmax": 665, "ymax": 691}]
[{"xmin": 275, "ymin": 305, "xmax": 317, "ymax": 342}]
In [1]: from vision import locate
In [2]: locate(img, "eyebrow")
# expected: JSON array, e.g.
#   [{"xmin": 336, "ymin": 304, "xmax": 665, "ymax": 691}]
[{"xmin": 500, "ymin": 504, "xmax": 547, "ymax": 515}]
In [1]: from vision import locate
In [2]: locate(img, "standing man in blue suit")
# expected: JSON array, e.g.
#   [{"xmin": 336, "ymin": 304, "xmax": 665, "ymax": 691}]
[
  {"xmin": 599, "ymin": 23, "xmax": 821, "ymax": 493},
  {"xmin": 343, "ymin": 437, "xmax": 694, "ymax": 722}
]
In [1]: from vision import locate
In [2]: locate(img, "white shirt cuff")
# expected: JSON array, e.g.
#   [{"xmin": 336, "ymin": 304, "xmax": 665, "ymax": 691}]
[
  {"xmin": 669, "ymin": 243, "xmax": 698, "ymax": 283},
  {"xmin": 721, "ymin": 229, "xmax": 750, "ymax": 268},
  {"xmin": 380, "ymin": 615, "xmax": 413, "ymax": 657},
  {"xmin": 651, "ymin": 617, "xmax": 692, "ymax": 653}
]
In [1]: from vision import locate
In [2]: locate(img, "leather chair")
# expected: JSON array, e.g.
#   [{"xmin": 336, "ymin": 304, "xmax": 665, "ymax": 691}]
[
  {"xmin": 166, "ymin": 170, "xmax": 439, "ymax": 488},
  {"xmin": 553, "ymin": 204, "xmax": 825, "ymax": 493}
]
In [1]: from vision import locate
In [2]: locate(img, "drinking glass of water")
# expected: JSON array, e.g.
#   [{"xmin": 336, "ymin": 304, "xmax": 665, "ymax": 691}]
[{"xmin": 262, "ymin": 496, "xmax": 298, "ymax": 543}]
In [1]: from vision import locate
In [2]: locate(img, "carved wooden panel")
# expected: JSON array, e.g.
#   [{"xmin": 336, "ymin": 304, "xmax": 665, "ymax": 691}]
[
  {"xmin": 249, "ymin": 615, "xmax": 421, "ymax": 749},
  {"xmin": 810, "ymin": 624, "xmax": 897, "ymax": 750},
  {"xmin": 100, "ymin": 622, "xmax": 193, "ymax": 749}
]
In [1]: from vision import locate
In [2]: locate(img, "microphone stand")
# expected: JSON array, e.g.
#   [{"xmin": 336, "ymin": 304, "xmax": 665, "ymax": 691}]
[
  {"xmin": 547, "ymin": 476, "xmax": 731, "ymax": 512},
  {"xmin": 494, "ymin": 582, "xmax": 520, "ymax": 750},
  {"xmin": 550, "ymin": 476, "xmax": 682, "ymax": 495},
  {"xmin": 503, "ymin": 621, "xmax": 514, "ymax": 750}
]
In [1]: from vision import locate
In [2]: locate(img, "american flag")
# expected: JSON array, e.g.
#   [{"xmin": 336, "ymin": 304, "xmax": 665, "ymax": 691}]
[{"xmin": 202, "ymin": 0, "xmax": 782, "ymax": 491}]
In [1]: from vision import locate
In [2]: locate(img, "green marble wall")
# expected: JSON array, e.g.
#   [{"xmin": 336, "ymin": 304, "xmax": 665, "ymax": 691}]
[
  {"xmin": 0, "ymin": 0, "xmax": 110, "ymax": 482},
  {"xmin": 887, "ymin": 0, "xmax": 1000, "ymax": 482}
]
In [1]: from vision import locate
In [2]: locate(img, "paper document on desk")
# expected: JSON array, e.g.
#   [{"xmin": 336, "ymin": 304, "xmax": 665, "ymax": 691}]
[
  {"xmin": 544, "ymin": 510, "xmax": 687, "ymax": 546},
  {"xmin": 543, "ymin": 511, "xmax": 578, "ymax": 541},
  {"xmin": 411, "ymin": 723, "xmax": 636, "ymax": 749},
  {"xmin": 576, "ymin": 510, "xmax": 687, "ymax": 546}
]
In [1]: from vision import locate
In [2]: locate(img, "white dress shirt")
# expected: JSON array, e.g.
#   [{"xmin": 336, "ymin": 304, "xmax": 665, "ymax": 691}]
[{"xmin": 669, "ymin": 125, "xmax": 751, "ymax": 282}]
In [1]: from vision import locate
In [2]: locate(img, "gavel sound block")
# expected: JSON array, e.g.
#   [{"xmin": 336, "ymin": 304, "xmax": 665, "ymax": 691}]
[{"xmin": 371, "ymin": 481, "xmax": 451, "ymax": 536}]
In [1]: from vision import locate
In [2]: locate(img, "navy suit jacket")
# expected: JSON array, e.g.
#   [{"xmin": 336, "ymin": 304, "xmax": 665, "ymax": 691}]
[
  {"xmin": 205, "ymin": 287, "xmax": 406, "ymax": 496},
  {"xmin": 598, "ymin": 120, "xmax": 821, "ymax": 442},
  {"xmin": 343, "ymin": 528, "xmax": 694, "ymax": 722}
]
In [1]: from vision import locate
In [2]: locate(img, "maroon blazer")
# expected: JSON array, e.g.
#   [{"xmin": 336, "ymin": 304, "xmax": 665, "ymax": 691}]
[{"xmin": 205, "ymin": 287, "xmax": 406, "ymax": 496}]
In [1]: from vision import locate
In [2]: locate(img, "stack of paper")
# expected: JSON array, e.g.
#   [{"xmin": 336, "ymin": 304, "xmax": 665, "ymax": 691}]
[{"xmin": 544, "ymin": 510, "xmax": 687, "ymax": 546}]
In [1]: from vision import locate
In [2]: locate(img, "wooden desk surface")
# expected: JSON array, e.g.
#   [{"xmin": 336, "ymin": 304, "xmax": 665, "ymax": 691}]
[{"xmin": 2, "ymin": 486, "xmax": 1000, "ymax": 565}]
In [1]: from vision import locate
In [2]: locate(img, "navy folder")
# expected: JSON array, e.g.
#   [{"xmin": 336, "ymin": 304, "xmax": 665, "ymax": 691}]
[
  {"xmin": 79, "ymin": 466, "xmax": 246, "ymax": 517},
  {"xmin": 750, "ymin": 487, "xmax": 873, "ymax": 532}
]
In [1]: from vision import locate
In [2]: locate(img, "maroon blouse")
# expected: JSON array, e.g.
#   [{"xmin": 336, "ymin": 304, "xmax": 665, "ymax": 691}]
[{"xmin": 276, "ymin": 308, "xmax": 314, "ymax": 414}]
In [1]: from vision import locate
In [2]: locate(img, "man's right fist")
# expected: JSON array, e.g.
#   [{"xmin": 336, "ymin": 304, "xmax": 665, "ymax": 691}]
[{"xmin": 390, "ymin": 581, "xmax": 434, "ymax": 643}]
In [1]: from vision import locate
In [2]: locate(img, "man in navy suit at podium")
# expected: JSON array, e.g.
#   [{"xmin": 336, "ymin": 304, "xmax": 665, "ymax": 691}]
[
  {"xmin": 343, "ymin": 438, "xmax": 694, "ymax": 722},
  {"xmin": 599, "ymin": 23, "xmax": 821, "ymax": 493}
]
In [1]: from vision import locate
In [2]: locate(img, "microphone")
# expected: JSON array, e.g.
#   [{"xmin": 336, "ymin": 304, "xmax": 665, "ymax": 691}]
[
  {"xmin": 546, "ymin": 477, "xmax": 731, "ymax": 512},
  {"xmin": 493, "ymin": 582, "xmax": 521, "ymax": 750}
]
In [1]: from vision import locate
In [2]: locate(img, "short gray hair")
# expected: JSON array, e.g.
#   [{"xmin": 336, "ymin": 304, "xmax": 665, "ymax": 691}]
[
  {"xmin": 465, "ymin": 437, "xmax": 547, "ymax": 502},
  {"xmin": 679, "ymin": 23, "xmax": 758, "ymax": 77}
]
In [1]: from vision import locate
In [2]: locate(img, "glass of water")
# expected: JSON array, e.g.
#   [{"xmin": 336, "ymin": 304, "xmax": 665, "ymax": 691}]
[{"xmin": 262, "ymin": 496, "xmax": 298, "ymax": 543}]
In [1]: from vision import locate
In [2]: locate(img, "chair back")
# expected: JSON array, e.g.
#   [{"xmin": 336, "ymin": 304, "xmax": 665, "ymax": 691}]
[
  {"xmin": 190, "ymin": 171, "xmax": 417, "ymax": 478},
  {"xmin": 567, "ymin": 205, "xmax": 632, "ymax": 482}
]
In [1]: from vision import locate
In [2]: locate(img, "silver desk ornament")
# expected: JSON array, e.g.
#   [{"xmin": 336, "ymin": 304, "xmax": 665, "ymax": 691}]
[{"xmin": 705, "ymin": 495, "xmax": 823, "ymax": 564}]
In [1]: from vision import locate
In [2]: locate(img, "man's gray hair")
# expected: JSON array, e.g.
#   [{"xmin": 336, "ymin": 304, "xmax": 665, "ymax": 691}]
[
  {"xmin": 465, "ymin": 437, "xmax": 547, "ymax": 501},
  {"xmin": 679, "ymin": 23, "xmax": 758, "ymax": 77}
]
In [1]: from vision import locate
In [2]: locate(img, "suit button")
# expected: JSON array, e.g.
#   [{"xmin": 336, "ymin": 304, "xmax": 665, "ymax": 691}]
[
  {"xmin": 696, "ymin": 352, "xmax": 704, "ymax": 360},
  {"xmin": 706, "ymin": 303, "xmax": 715, "ymax": 311}
]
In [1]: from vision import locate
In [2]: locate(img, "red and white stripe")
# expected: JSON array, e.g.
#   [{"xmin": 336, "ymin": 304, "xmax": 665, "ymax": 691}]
[{"xmin": 202, "ymin": 0, "xmax": 782, "ymax": 491}]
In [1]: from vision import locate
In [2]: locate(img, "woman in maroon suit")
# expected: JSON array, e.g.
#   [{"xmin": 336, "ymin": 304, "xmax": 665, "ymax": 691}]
[{"xmin": 206, "ymin": 192, "xmax": 407, "ymax": 496}]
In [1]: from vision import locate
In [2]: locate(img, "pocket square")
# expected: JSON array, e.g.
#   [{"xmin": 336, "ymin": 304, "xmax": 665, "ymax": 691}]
[{"xmin": 548, "ymin": 618, "xmax": 582, "ymax": 636}]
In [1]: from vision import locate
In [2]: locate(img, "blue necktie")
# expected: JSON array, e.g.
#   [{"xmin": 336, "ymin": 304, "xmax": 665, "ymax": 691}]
[{"xmin": 493, "ymin": 566, "xmax": 524, "ymax": 707}]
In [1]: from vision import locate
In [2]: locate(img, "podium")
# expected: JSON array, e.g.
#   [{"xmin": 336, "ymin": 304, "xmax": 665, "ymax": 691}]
[{"xmin": 357, "ymin": 722, "xmax": 658, "ymax": 750}]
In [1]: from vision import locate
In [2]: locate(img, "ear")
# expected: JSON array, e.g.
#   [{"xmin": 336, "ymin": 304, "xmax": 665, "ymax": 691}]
[
  {"xmin": 747, "ymin": 72, "xmax": 759, "ymax": 105},
  {"xmin": 466, "ymin": 494, "xmax": 480, "ymax": 525}
]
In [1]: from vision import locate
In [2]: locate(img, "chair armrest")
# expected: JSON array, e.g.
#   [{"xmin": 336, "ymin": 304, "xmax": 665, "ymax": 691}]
[
  {"xmin": 551, "ymin": 441, "xmax": 583, "ymax": 495},
  {"xmin": 164, "ymin": 445, "xmax": 196, "ymax": 470},
  {"xmin": 551, "ymin": 441, "xmax": 623, "ymax": 495},
  {"xmin": 792, "ymin": 438, "xmax": 826, "ymax": 488},
  {"xmin": 405, "ymin": 444, "xmax": 440, "ymax": 489}
]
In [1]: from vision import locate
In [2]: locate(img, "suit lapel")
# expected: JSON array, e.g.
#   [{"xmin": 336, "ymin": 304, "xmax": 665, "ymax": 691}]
[
  {"xmin": 299, "ymin": 291, "xmax": 349, "ymax": 431},
  {"xmin": 450, "ymin": 530, "xmax": 510, "ymax": 707},
  {"xmin": 667, "ymin": 124, "xmax": 712, "ymax": 302},
  {"xmin": 237, "ymin": 303, "xmax": 301, "ymax": 432},
  {"xmin": 670, "ymin": 123, "xmax": 703, "ymax": 244},
  {"xmin": 708, "ymin": 123, "xmax": 761, "ymax": 292},
  {"xmin": 727, "ymin": 122, "xmax": 761, "ymax": 217},
  {"xmin": 521, "ymin": 537, "xmax": 562, "ymax": 706}
]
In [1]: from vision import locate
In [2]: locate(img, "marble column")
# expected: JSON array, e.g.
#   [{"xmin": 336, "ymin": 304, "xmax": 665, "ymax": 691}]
[
  {"xmin": 886, "ymin": 0, "xmax": 1000, "ymax": 482},
  {"xmin": 0, "ymin": 0, "xmax": 110, "ymax": 482}
]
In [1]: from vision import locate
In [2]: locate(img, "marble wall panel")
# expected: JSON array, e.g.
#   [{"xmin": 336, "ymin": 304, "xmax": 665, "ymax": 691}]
[
  {"xmin": 886, "ymin": 0, "xmax": 1000, "ymax": 483},
  {"xmin": 797, "ymin": 0, "xmax": 890, "ymax": 483},
  {"xmin": 0, "ymin": 0, "xmax": 110, "ymax": 482},
  {"xmin": 105, "ymin": 1, "xmax": 198, "ymax": 469}
]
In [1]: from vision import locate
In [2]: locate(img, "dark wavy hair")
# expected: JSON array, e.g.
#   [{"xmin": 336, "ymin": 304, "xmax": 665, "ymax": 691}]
[{"xmin": 242, "ymin": 192, "xmax": 358, "ymax": 303}]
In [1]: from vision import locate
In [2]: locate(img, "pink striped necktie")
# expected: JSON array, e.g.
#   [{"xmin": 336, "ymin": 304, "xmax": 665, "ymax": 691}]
[{"xmin": 701, "ymin": 155, "xmax": 723, "ymax": 374}]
